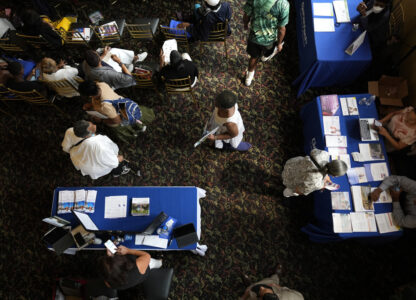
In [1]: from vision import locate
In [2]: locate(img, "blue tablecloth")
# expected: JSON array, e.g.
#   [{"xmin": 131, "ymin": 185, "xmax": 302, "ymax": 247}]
[
  {"xmin": 293, "ymin": 0, "xmax": 372, "ymax": 97},
  {"xmin": 51, "ymin": 186, "xmax": 201, "ymax": 250},
  {"xmin": 300, "ymin": 94, "xmax": 403, "ymax": 243}
]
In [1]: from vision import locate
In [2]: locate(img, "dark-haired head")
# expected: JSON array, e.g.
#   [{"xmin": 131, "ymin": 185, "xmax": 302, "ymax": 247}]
[
  {"xmin": 85, "ymin": 50, "xmax": 100, "ymax": 67},
  {"xmin": 97, "ymin": 255, "xmax": 135, "ymax": 287},
  {"xmin": 20, "ymin": 9, "xmax": 41, "ymax": 27},
  {"xmin": 8, "ymin": 62, "xmax": 23, "ymax": 77},
  {"xmin": 170, "ymin": 50, "xmax": 184, "ymax": 71},
  {"xmin": 73, "ymin": 120, "xmax": 95, "ymax": 138},
  {"xmin": 324, "ymin": 160, "xmax": 348, "ymax": 177},
  {"xmin": 216, "ymin": 90, "xmax": 237, "ymax": 109},
  {"xmin": 78, "ymin": 80, "xmax": 99, "ymax": 97}
]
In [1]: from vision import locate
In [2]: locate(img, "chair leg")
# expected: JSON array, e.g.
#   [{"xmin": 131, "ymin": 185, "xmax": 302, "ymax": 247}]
[{"xmin": 190, "ymin": 90, "xmax": 196, "ymax": 104}]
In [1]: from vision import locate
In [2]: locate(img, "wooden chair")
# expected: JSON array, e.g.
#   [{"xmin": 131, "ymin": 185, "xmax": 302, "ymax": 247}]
[
  {"xmin": 162, "ymin": 75, "xmax": 196, "ymax": 104},
  {"xmin": 132, "ymin": 73, "xmax": 161, "ymax": 98},
  {"xmin": 389, "ymin": 3, "xmax": 404, "ymax": 37},
  {"xmin": 57, "ymin": 28, "xmax": 91, "ymax": 48},
  {"xmin": 15, "ymin": 33, "xmax": 49, "ymax": 49},
  {"xmin": 126, "ymin": 18, "xmax": 159, "ymax": 46},
  {"xmin": 40, "ymin": 77, "xmax": 84, "ymax": 98},
  {"xmin": 200, "ymin": 20, "xmax": 229, "ymax": 61},
  {"xmin": 0, "ymin": 84, "xmax": 21, "ymax": 117},
  {"xmin": 0, "ymin": 38, "xmax": 25, "ymax": 53},
  {"xmin": 7, "ymin": 88, "xmax": 66, "ymax": 116},
  {"xmin": 160, "ymin": 25, "xmax": 190, "ymax": 53}
]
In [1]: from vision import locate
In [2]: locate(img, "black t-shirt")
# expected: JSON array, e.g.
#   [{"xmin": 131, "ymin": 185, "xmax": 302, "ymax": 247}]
[
  {"xmin": 110, "ymin": 255, "xmax": 149, "ymax": 290},
  {"xmin": 6, "ymin": 79, "xmax": 46, "ymax": 93},
  {"xmin": 160, "ymin": 60, "xmax": 199, "ymax": 84}
]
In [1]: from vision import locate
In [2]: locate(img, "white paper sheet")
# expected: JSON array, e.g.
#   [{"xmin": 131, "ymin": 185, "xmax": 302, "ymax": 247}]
[
  {"xmin": 346, "ymin": 97, "xmax": 358, "ymax": 115},
  {"xmin": 86, "ymin": 110, "xmax": 109, "ymax": 119},
  {"xmin": 340, "ymin": 98, "xmax": 349, "ymax": 116},
  {"xmin": 313, "ymin": 18, "xmax": 335, "ymax": 32},
  {"xmin": 58, "ymin": 190, "xmax": 75, "ymax": 214},
  {"xmin": 331, "ymin": 191, "xmax": 351, "ymax": 210},
  {"xmin": 327, "ymin": 147, "xmax": 348, "ymax": 155},
  {"xmin": 366, "ymin": 162, "xmax": 389, "ymax": 182},
  {"xmin": 333, "ymin": 0, "xmax": 351, "ymax": 23},
  {"xmin": 357, "ymin": 143, "xmax": 385, "ymax": 161},
  {"xmin": 375, "ymin": 213, "xmax": 401, "ymax": 233},
  {"xmin": 162, "ymin": 39, "xmax": 178, "ymax": 64},
  {"xmin": 85, "ymin": 190, "xmax": 97, "ymax": 213},
  {"xmin": 325, "ymin": 135, "xmax": 347, "ymax": 147},
  {"xmin": 323, "ymin": 116, "xmax": 341, "ymax": 135},
  {"xmin": 351, "ymin": 185, "xmax": 373, "ymax": 211},
  {"xmin": 74, "ymin": 189, "xmax": 86, "ymax": 211},
  {"xmin": 313, "ymin": 3, "xmax": 334, "ymax": 16},
  {"xmin": 345, "ymin": 31, "xmax": 367, "ymax": 55},
  {"xmin": 104, "ymin": 195, "xmax": 127, "ymax": 218},
  {"xmin": 350, "ymin": 212, "xmax": 377, "ymax": 232},
  {"xmin": 332, "ymin": 213, "xmax": 352, "ymax": 233},
  {"xmin": 135, "ymin": 234, "xmax": 168, "ymax": 248},
  {"xmin": 347, "ymin": 167, "xmax": 368, "ymax": 184}
]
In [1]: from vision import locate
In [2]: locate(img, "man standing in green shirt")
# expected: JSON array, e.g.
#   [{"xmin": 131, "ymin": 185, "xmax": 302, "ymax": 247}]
[{"xmin": 243, "ymin": 0, "xmax": 290, "ymax": 86}]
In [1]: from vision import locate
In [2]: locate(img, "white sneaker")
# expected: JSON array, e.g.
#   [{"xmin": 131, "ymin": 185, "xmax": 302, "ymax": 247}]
[
  {"xmin": 261, "ymin": 46, "xmax": 278, "ymax": 62},
  {"xmin": 149, "ymin": 258, "xmax": 163, "ymax": 269},
  {"xmin": 136, "ymin": 52, "xmax": 148, "ymax": 62},
  {"xmin": 215, "ymin": 140, "xmax": 223, "ymax": 149},
  {"xmin": 245, "ymin": 70, "xmax": 255, "ymax": 86}
]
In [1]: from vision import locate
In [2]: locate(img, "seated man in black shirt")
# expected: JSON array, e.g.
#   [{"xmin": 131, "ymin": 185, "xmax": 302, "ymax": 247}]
[
  {"xmin": 159, "ymin": 50, "xmax": 199, "ymax": 87},
  {"xmin": 6, "ymin": 61, "xmax": 48, "ymax": 95}
]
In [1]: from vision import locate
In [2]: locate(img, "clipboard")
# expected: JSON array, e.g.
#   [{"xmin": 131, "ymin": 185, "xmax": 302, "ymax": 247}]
[{"xmin": 194, "ymin": 126, "xmax": 219, "ymax": 148}]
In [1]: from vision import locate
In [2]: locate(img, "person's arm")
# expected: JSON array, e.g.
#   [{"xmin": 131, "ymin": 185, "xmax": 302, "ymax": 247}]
[
  {"xmin": 117, "ymin": 245, "xmax": 151, "ymax": 274},
  {"xmin": 207, "ymin": 122, "xmax": 239, "ymax": 141},
  {"xmin": 159, "ymin": 49, "xmax": 165, "ymax": 69},
  {"xmin": 356, "ymin": 1, "xmax": 368, "ymax": 16},
  {"xmin": 243, "ymin": 13, "xmax": 250, "ymax": 30},
  {"xmin": 111, "ymin": 54, "xmax": 132, "ymax": 75},
  {"xmin": 100, "ymin": 46, "xmax": 111, "ymax": 60},
  {"xmin": 379, "ymin": 109, "xmax": 402, "ymax": 124},
  {"xmin": 240, "ymin": 287, "xmax": 251, "ymax": 300},
  {"xmin": 276, "ymin": 26, "xmax": 286, "ymax": 52},
  {"xmin": 377, "ymin": 126, "xmax": 409, "ymax": 150},
  {"xmin": 390, "ymin": 188, "xmax": 416, "ymax": 228}
]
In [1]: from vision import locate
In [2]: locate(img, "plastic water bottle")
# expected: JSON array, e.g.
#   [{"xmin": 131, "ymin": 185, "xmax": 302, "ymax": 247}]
[{"xmin": 365, "ymin": 94, "xmax": 376, "ymax": 106}]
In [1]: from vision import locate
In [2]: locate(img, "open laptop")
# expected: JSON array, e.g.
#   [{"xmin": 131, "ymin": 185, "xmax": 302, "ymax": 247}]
[{"xmin": 359, "ymin": 118, "xmax": 379, "ymax": 141}]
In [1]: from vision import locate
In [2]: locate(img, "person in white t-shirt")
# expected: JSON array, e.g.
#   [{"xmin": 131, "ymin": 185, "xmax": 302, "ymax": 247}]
[
  {"xmin": 40, "ymin": 57, "xmax": 80, "ymax": 97},
  {"xmin": 61, "ymin": 120, "xmax": 130, "ymax": 179},
  {"xmin": 206, "ymin": 90, "xmax": 252, "ymax": 151}
]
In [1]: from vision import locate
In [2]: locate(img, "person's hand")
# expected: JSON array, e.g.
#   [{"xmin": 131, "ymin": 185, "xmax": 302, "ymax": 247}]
[
  {"xmin": 177, "ymin": 22, "xmax": 190, "ymax": 29},
  {"xmin": 106, "ymin": 249, "xmax": 114, "ymax": 257},
  {"xmin": 377, "ymin": 126, "xmax": 389, "ymax": 137},
  {"xmin": 207, "ymin": 134, "xmax": 215, "ymax": 141},
  {"xmin": 389, "ymin": 188, "xmax": 401, "ymax": 202},
  {"xmin": 116, "ymin": 245, "xmax": 129, "ymax": 255},
  {"xmin": 82, "ymin": 103, "xmax": 92, "ymax": 110},
  {"xmin": 370, "ymin": 187, "xmax": 382, "ymax": 202},
  {"xmin": 277, "ymin": 43, "xmax": 284, "ymax": 52},
  {"xmin": 111, "ymin": 54, "xmax": 121, "ymax": 64},
  {"xmin": 117, "ymin": 154, "xmax": 124, "ymax": 162},
  {"xmin": 57, "ymin": 59, "xmax": 65, "ymax": 69},
  {"xmin": 357, "ymin": 1, "xmax": 367, "ymax": 15},
  {"xmin": 103, "ymin": 46, "xmax": 111, "ymax": 55}
]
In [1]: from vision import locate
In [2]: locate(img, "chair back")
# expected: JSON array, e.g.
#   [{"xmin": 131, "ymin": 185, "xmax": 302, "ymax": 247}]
[
  {"xmin": 133, "ymin": 73, "xmax": 156, "ymax": 89},
  {"xmin": 143, "ymin": 268, "xmax": 174, "ymax": 300},
  {"xmin": 163, "ymin": 76, "xmax": 193, "ymax": 93},
  {"xmin": 0, "ymin": 83, "xmax": 21, "ymax": 102},
  {"xmin": 41, "ymin": 77, "xmax": 83, "ymax": 97},
  {"xmin": 90, "ymin": 24, "xmax": 122, "ymax": 46},
  {"xmin": 8, "ymin": 88, "xmax": 50, "ymax": 105},
  {"xmin": 206, "ymin": 20, "xmax": 228, "ymax": 43},
  {"xmin": 389, "ymin": 3, "xmax": 404, "ymax": 37},
  {"xmin": 58, "ymin": 28, "xmax": 91, "ymax": 47},
  {"xmin": 160, "ymin": 26, "xmax": 190, "ymax": 53},
  {"xmin": 15, "ymin": 33, "xmax": 49, "ymax": 48},
  {"xmin": 0, "ymin": 38, "xmax": 24, "ymax": 53},
  {"xmin": 126, "ymin": 23, "xmax": 153, "ymax": 39}
]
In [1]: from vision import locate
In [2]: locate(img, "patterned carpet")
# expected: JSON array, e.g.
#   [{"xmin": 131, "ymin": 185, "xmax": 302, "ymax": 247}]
[{"xmin": 0, "ymin": 0, "xmax": 415, "ymax": 299}]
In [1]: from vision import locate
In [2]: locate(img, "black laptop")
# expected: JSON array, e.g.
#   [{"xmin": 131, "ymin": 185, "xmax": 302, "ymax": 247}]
[{"xmin": 172, "ymin": 223, "xmax": 199, "ymax": 248}]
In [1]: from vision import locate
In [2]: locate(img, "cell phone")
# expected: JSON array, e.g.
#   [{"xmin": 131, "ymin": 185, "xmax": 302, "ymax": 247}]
[
  {"xmin": 118, "ymin": 103, "xmax": 126, "ymax": 110},
  {"xmin": 104, "ymin": 239, "xmax": 118, "ymax": 254}
]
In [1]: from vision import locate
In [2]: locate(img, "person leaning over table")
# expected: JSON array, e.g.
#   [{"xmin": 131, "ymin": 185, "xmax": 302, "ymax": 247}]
[
  {"xmin": 374, "ymin": 106, "xmax": 416, "ymax": 152},
  {"xmin": 282, "ymin": 149, "xmax": 348, "ymax": 197},
  {"xmin": 371, "ymin": 175, "xmax": 416, "ymax": 229},
  {"xmin": 97, "ymin": 245, "xmax": 162, "ymax": 290}
]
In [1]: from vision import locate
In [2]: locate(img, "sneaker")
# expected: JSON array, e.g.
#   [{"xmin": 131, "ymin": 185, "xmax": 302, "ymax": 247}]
[
  {"xmin": 245, "ymin": 70, "xmax": 255, "ymax": 86},
  {"xmin": 261, "ymin": 46, "xmax": 278, "ymax": 62},
  {"xmin": 141, "ymin": 125, "xmax": 147, "ymax": 132},
  {"xmin": 136, "ymin": 52, "xmax": 148, "ymax": 62},
  {"xmin": 113, "ymin": 165, "xmax": 131, "ymax": 177}
]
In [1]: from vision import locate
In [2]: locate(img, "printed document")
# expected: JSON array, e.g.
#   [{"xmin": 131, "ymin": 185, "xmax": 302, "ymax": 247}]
[
  {"xmin": 313, "ymin": 18, "xmax": 335, "ymax": 32},
  {"xmin": 331, "ymin": 191, "xmax": 350, "ymax": 210},
  {"xmin": 347, "ymin": 167, "xmax": 368, "ymax": 184},
  {"xmin": 364, "ymin": 162, "xmax": 389, "ymax": 182},
  {"xmin": 351, "ymin": 185, "xmax": 373, "ymax": 211},
  {"xmin": 375, "ymin": 213, "xmax": 401, "ymax": 233},
  {"xmin": 323, "ymin": 116, "xmax": 341, "ymax": 135},
  {"xmin": 332, "ymin": 213, "xmax": 352, "ymax": 233},
  {"xmin": 135, "ymin": 234, "xmax": 168, "ymax": 248},
  {"xmin": 333, "ymin": 0, "xmax": 350, "ymax": 23},
  {"xmin": 350, "ymin": 212, "xmax": 377, "ymax": 232},
  {"xmin": 162, "ymin": 39, "xmax": 178, "ymax": 64},
  {"xmin": 313, "ymin": 3, "xmax": 334, "ymax": 16},
  {"xmin": 325, "ymin": 135, "xmax": 347, "ymax": 147},
  {"xmin": 352, "ymin": 143, "xmax": 385, "ymax": 161},
  {"xmin": 104, "ymin": 195, "xmax": 127, "ymax": 218},
  {"xmin": 327, "ymin": 147, "xmax": 347, "ymax": 155}
]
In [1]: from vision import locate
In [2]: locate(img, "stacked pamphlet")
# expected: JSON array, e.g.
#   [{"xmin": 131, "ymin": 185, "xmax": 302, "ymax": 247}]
[
  {"xmin": 58, "ymin": 189, "xmax": 97, "ymax": 214},
  {"xmin": 350, "ymin": 212, "xmax": 377, "ymax": 232},
  {"xmin": 331, "ymin": 191, "xmax": 350, "ymax": 210},
  {"xmin": 131, "ymin": 197, "xmax": 150, "ymax": 216},
  {"xmin": 375, "ymin": 213, "xmax": 401, "ymax": 233},
  {"xmin": 351, "ymin": 143, "xmax": 384, "ymax": 162},
  {"xmin": 347, "ymin": 162, "xmax": 389, "ymax": 184},
  {"xmin": 351, "ymin": 185, "xmax": 373, "ymax": 211},
  {"xmin": 320, "ymin": 94, "xmax": 339, "ymax": 116},
  {"xmin": 340, "ymin": 97, "xmax": 359, "ymax": 116},
  {"xmin": 332, "ymin": 213, "xmax": 352, "ymax": 233},
  {"xmin": 323, "ymin": 116, "xmax": 341, "ymax": 135}
]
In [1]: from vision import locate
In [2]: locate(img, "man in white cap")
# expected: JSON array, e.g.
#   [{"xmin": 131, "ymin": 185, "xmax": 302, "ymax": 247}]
[{"xmin": 177, "ymin": 0, "xmax": 232, "ymax": 41}]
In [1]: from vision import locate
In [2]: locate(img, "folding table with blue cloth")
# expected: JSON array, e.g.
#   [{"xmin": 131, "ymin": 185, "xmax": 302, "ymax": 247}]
[
  {"xmin": 300, "ymin": 94, "xmax": 403, "ymax": 243},
  {"xmin": 293, "ymin": 0, "xmax": 372, "ymax": 97}
]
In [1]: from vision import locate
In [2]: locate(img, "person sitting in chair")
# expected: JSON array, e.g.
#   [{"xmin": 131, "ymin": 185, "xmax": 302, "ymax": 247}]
[
  {"xmin": 159, "ymin": 50, "xmax": 199, "ymax": 87},
  {"xmin": 98, "ymin": 245, "xmax": 162, "ymax": 290},
  {"xmin": 40, "ymin": 57, "xmax": 80, "ymax": 98},
  {"xmin": 6, "ymin": 61, "xmax": 48, "ymax": 95},
  {"xmin": 61, "ymin": 120, "xmax": 130, "ymax": 179},
  {"xmin": 176, "ymin": 0, "xmax": 232, "ymax": 41}
]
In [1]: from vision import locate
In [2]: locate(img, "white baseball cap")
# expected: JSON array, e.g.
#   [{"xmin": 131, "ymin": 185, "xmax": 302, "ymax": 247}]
[{"xmin": 205, "ymin": 0, "xmax": 220, "ymax": 6}]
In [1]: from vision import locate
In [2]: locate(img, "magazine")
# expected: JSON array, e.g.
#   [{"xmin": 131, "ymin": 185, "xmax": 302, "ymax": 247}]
[
  {"xmin": 350, "ymin": 212, "xmax": 377, "ymax": 232},
  {"xmin": 323, "ymin": 116, "xmax": 341, "ymax": 135},
  {"xmin": 331, "ymin": 191, "xmax": 351, "ymax": 210},
  {"xmin": 351, "ymin": 185, "xmax": 373, "ymax": 211},
  {"xmin": 320, "ymin": 94, "xmax": 339, "ymax": 116},
  {"xmin": 131, "ymin": 197, "xmax": 150, "ymax": 216}
]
